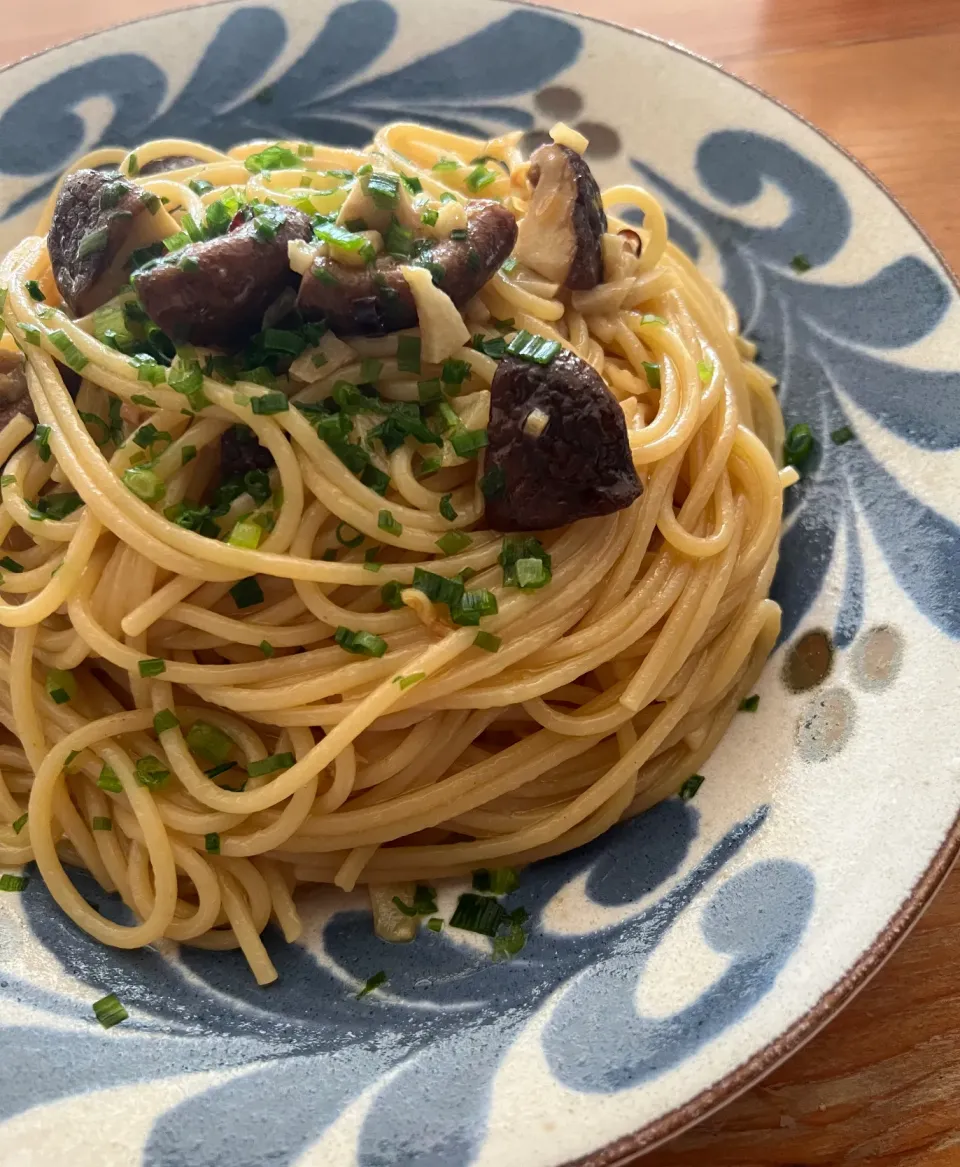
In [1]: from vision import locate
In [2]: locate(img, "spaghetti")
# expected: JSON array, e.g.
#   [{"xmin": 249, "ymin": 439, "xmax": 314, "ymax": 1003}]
[{"xmin": 0, "ymin": 122, "xmax": 791, "ymax": 985}]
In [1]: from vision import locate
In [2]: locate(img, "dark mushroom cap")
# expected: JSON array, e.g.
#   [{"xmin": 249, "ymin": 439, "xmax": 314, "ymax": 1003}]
[
  {"xmin": 515, "ymin": 143, "xmax": 606, "ymax": 291},
  {"xmin": 138, "ymin": 155, "xmax": 203, "ymax": 176},
  {"xmin": 484, "ymin": 349, "xmax": 641, "ymax": 531},
  {"xmin": 48, "ymin": 169, "xmax": 156, "ymax": 316},
  {"xmin": 220, "ymin": 424, "xmax": 275, "ymax": 479},
  {"xmin": 297, "ymin": 199, "xmax": 518, "ymax": 336},
  {"xmin": 133, "ymin": 206, "xmax": 312, "ymax": 348},
  {"xmin": 0, "ymin": 351, "xmax": 37, "ymax": 437}
]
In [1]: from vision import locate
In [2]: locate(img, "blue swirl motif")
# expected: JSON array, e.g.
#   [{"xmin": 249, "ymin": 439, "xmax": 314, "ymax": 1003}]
[
  {"xmin": 0, "ymin": 1, "xmax": 583, "ymax": 219},
  {"xmin": 631, "ymin": 131, "xmax": 960, "ymax": 645},
  {"xmin": 1, "ymin": 801, "xmax": 814, "ymax": 1165}
]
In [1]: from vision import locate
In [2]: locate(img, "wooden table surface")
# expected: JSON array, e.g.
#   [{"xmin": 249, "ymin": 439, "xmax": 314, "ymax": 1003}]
[{"xmin": 4, "ymin": 1, "xmax": 960, "ymax": 1163}]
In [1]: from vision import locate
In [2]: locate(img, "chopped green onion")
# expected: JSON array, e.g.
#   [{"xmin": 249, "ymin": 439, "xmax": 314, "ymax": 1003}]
[
  {"xmin": 417, "ymin": 378, "xmax": 443, "ymax": 403},
  {"xmin": 297, "ymin": 143, "xmax": 314, "ymax": 158},
  {"xmin": 641, "ymin": 360, "xmax": 661, "ymax": 389},
  {"xmin": 441, "ymin": 359, "xmax": 472, "ymax": 388},
  {"xmin": 363, "ymin": 547, "xmax": 382, "ymax": 572},
  {"xmin": 12, "ymin": 813, "xmax": 28, "ymax": 834},
  {"xmin": 506, "ymin": 330, "xmax": 561, "ymax": 365},
  {"xmin": 25, "ymin": 279, "xmax": 45, "ymax": 302},
  {"xmin": 364, "ymin": 171, "xmax": 400, "ymax": 209},
  {"xmin": 439, "ymin": 493, "xmax": 457, "ymax": 521},
  {"xmin": 473, "ymin": 868, "xmax": 519, "ymax": 895},
  {"xmin": 450, "ymin": 892, "xmax": 506, "ymax": 936},
  {"xmin": 465, "ymin": 165, "xmax": 497, "ymax": 193},
  {"xmin": 186, "ymin": 719, "xmax": 234, "ymax": 764},
  {"xmin": 0, "ymin": 873, "xmax": 29, "ymax": 892},
  {"xmin": 0, "ymin": 556, "xmax": 23, "ymax": 573},
  {"xmin": 247, "ymin": 752, "xmax": 295, "ymax": 777},
  {"xmin": 180, "ymin": 445, "xmax": 197, "ymax": 466},
  {"xmin": 134, "ymin": 754, "xmax": 170, "ymax": 788},
  {"xmin": 391, "ymin": 884, "xmax": 438, "ymax": 917},
  {"xmin": 500, "ymin": 536, "xmax": 552, "ymax": 591},
  {"xmin": 18, "ymin": 324, "xmax": 42, "ymax": 346},
  {"xmin": 244, "ymin": 144, "xmax": 300, "ymax": 173},
  {"xmin": 360, "ymin": 357, "xmax": 383, "ymax": 385},
  {"xmin": 783, "ymin": 422, "xmax": 815, "ymax": 471},
  {"xmin": 472, "ymin": 333, "xmax": 508, "ymax": 360},
  {"xmin": 205, "ymin": 832, "xmax": 221, "ymax": 854},
  {"xmin": 227, "ymin": 519, "xmax": 262, "ymax": 549},
  {"xmin": 334, "ymin": 626, "xmax": 388, "ymax": 657},
  {"xmin": 474, "ymin": 630, "xmax": 501, "ymax": 653},
  {"xmin": 739, "ymin": 694, "xmax": 760, "ymax": 712},
  {"xmin": 356, "ymin": 970, "xmax": 387, "ymax": 999},
  {"xmin": 384, "ymin": 217, "xmax": 414, "ymax": 258},
  {"xmin": 427, "ymin": 917, "xmax": 443, "ymax": 932},
  {"xmin": 394, "ymin": 672, "xmax": 425, "ymax": 691},
  {"xmin": 78, "ymin": 226, "xmax": 110, "ymax": 259},
  {"xmin": 250, "ymin": 391, "xmax": 289, "ymax": 415},
  {"xmin": 132, "ymin": 423, "xmax": 171, "ymax": 450},
  {"xmin": 417, "ymin": 456, "xmax": 443, "ymax": 478},
  {"xmin": 401, "ymin": 174, "xmax": 422, "ymax": 194},
  {"xmin": 0, "ymin": 475, "xmax": 16, "ymax": 487},
  {"xmin": 137, "ymin": 658, "xmax": 165, "ymax": 678},
  {"xmin": 377, "ymin": 509, "xmax": 402, "ymax": 537},
  {"xmin": 440, "ymin": 191, "xmax": 458, "ymax": 204},
  {"xmin": 335, "ymin": 522, "xmax": 364, "ymax": 549},
  {"xmin": 435, "ymin": 530, "xmax": 471, "ymax": 556},
  {"xmin": 97, "ymin": 765, "xmax": 123, "ymax": 793},
  {"xmin": 450, "ymin": 588, "xmax": 497, "ymax": 626},
  {"xmin": 679, "ymin": 774, "xmax": 705, "ymax": 801},
  {"xmin": 27, "ymin": 491, "xmax": 84, "ymax": 521},
  {"xmin": 830, "ymin": 425, "xmax": 855, "ymax": 446},
  {"xmin": 188, "ymin": 177, "xmax": 214, "ymax": 195},
  {"xmin": 45, "ymin": 667, "xmax": 76, "ymax": 704},
  {"xmin": 92, "ymin": 817, "xmax": 112, "ymax": 832},
  {"xmin": 163, "ymin": 231, "xmax": 190, "ymax": 253},
  {"xmin": 450, "ymin": 429, "xmax": 488, "ymax": 458},
  {"xmin": 123, "ymin": 467, "xmax": 165, "ymax": 504},
  {"xmin": 64, "ymin": 750, "xmax": 80, "ymax": 771},
  {"xmin": 153, "ymin": 708, "xmax": 179, "ymax": 733},
  {"xmin": 412, "ymin": 567, "xmax": 464, "ymax": 608},
  {"xmin": 420, "ymin": 209, "xmax": 439, "ymax": 226},
  {"xmin": 92, "ymin": 992, "xmax": 128, "ymax": 1029},
  {"xmin": 33, "ymin": 424, "xmax": 52, "ymax": 463},
  {"xmin": 230, "ymin": 577, "xmax": 264, "ymax": 608},
  {"xmin": 449, "ymin": 228, "xmax": 469, "ymax": 242},
  {"xmin": 432, "ymin": 158, "xmax": 460, "ymax": 171},
  {"xmin": 791, "ymin": 254, "xmax": 812, "ymax": 273},
  {"xmin": 204, "ymin": 761, "xmax": 236, "ymax": 781},
  {"xmin": 492, "ymin": 918, "xmax": 527, "ymax": 960},
  {"xmin": 396, "ymin": 335, "xmax": 421, "ymax": 373},
  {"xmin": 697, "ymin": 359, "xmax": 714, "ymax": 384},
  {"xmin": 380, "ymin": 580, "xmax": 404, "ymax": 609}
]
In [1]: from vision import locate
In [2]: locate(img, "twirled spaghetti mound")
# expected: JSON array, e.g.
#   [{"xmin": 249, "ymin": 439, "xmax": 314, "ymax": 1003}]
[{"xmin": 0, "ymin": 121, "xmax": 791, "ymax": 984}]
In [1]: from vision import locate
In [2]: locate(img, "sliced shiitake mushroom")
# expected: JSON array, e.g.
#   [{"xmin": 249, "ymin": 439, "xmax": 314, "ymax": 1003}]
[
  {"xmin": 513, "ymin": 143, "xmax": 606, "ymax": 291},
  {"xmin": 297, "ymin": 199, "xmax": 517, "ymax": 336},
  {"xmin": 484, "ymin": 348, "xmax": 641, "ymax": 531},
  {"xmin": 0, "ymin": 350, "xmax": 36, "ymax": 435},
  {"xmin": 133, "ymin": 206, "xmax": 312, "ymax": 348},
  {"xmin": 47, "ymin": 169, "xmax": 180, "ymax": 316}
]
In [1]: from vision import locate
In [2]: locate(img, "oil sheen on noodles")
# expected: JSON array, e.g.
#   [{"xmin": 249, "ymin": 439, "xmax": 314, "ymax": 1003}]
[{"xmin": 0, "ymin": 122, "xmax": 792, "ymax": 985}]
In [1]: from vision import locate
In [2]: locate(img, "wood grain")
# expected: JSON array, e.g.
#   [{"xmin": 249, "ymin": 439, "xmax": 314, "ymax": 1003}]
[{"xmin": 3, "ymin": 1, "xmax": 959, "ymax": 1162}]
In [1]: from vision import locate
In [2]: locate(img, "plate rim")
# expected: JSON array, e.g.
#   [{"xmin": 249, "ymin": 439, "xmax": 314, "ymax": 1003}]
[{"xmin": 2, "ymin": 0, "xmax": 959, "ymax": 1162}]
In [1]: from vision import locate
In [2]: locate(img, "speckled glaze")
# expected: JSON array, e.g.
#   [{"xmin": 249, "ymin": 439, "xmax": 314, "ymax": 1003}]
[{"xmin": 1, "ymin": 3, "xmax": 959, "ymax": 1165}]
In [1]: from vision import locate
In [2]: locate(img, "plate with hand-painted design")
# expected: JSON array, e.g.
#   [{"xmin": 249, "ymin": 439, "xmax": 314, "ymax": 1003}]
[{"xmin": 1, "ymin": 2, "xmax": 959, "ymax": 1164}]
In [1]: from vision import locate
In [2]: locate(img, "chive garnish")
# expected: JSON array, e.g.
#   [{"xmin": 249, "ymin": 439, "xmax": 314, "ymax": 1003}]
[
  {"xmin": 679, "ymin": 774, "xmax": 705, "ymax": 801},
  {"xmin": 92, "ymin": 992, "xmax": 128, "ymax": 1029},
  {"xmin": 356, "ymin": 971, "xmax": 387, "ymax": 999},
  {"xmin": 138, "ymin": 658, "xmax": 165, "ymax": 678}
]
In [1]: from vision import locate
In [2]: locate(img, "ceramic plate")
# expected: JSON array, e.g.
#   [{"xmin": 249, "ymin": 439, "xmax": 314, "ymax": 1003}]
[{"xmin": 1, "ymin": 3, "xmax": 959, "ymax": 1164}]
